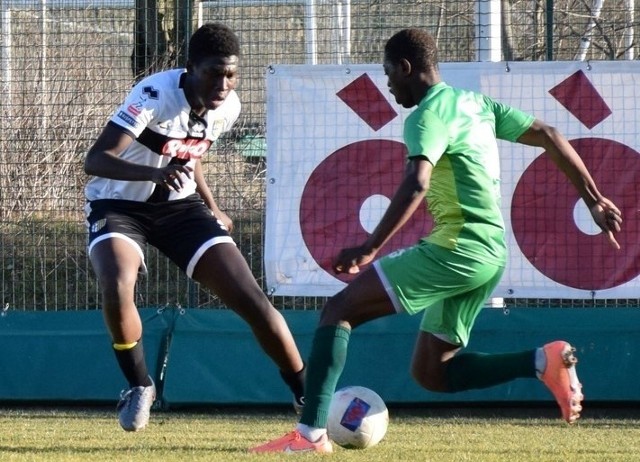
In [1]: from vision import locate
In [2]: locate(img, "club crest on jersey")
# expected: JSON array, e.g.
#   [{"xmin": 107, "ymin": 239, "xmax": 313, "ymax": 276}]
[
  {"xmin": 211, "ymin": 119, "xmax": 225, "ymax": 139},
  {"xmin": 161, "ymin": 138, "xmax": 211, "ymax": 159}
]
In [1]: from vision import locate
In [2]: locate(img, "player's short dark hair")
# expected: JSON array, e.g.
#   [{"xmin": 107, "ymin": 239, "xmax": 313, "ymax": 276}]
[
  {"xmin": 385, "ymin": 28, "xmax": 438, "ymax": 71},
  {"xmin": 188, "ymin": 23, "xmax": 240, "ymax": 64}
]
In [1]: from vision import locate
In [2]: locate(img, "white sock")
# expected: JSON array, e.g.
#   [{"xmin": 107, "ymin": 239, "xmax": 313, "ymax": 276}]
[
  {"xmin": 296, "ymin": 423, "xmax": 327, "ymax": 442},
  {"xmin": 535, "ymin": 347, "xmax": 546, "ymax": 379}
]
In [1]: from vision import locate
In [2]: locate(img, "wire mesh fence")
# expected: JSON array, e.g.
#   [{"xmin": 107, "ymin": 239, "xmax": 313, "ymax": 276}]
[{"xmin": 0, "ymin": 0, "xmax": 638, "ymax": 310}]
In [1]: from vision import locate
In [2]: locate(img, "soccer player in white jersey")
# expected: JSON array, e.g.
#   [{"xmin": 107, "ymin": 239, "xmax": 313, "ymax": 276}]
[
  {"xmin": 251, "ymin": 28, "xmax": 623, "ymax": 454},
  {"xmin": 84, "ymin": 23, "xmax": 306, "ymax": 432}
]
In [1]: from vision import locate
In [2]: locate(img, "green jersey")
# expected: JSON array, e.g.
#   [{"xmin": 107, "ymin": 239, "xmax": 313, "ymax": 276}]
[{"xmin": 404, "ymin": 82, "xmax": 534, "ymax": 264}]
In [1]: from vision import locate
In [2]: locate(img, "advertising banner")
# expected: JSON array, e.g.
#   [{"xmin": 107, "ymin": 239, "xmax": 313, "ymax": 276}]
[{"xmin": 265, "ymin": 62, "xmax": 640, "ymax": 298}]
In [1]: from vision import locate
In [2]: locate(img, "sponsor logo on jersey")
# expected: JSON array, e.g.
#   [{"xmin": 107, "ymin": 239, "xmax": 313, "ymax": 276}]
[
  {"xmin": 215, "ymin": 218, "xmax": 228, "ymax": 231},
  {"xmin": 126, "ymin": 91, "xmax": 148, "ymax": 116},
  {"xmin": 142, "ymin": 85, "xmax": 159, "ymax": 99},
  {"xmin": 127, "ymin": 103, "xmax": 142, "ymax": 116},
  {"xmin": 189, "ymin": 121, "xmax": 206, "ymax": 136},
  {"xmin": 91, "ymin": 218, "xmax": 107, "ymax": 234},
  {"xmin": 116, "ymin": 110, "xmax": 138, "ymax": 128},
  {"xmin": 161, "ymin": 138, "xmax": 211, "ymax": 159}
]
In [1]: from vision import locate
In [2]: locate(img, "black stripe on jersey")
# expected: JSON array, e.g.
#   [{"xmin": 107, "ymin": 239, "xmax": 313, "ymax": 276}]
[
  {"xmin": 137, "ymin": 127, "xmax": 172, "ymax": 154},
  {"xmin": 136, "ymin": 128, "xmax": 212, "ymax": 160}
]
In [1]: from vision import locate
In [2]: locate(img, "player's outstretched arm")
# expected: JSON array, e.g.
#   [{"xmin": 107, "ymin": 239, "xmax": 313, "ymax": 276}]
[
  {"xmin": 333, "ymin": 157, "xmax": 432, "ymax": 274},
  {"xmin": 516, "ymin": 119, "xmax": 622, "ymax": 249}
]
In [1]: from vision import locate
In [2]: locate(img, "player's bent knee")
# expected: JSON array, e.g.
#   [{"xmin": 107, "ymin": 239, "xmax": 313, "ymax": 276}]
[
  {"xmin": 236, "ymin": 299, "xmax": 285, "ymax": 330},
  {"xmin": 318, "ymin": 291, "xmax": 354, "ymax": 326},
  {"xmin": 410, "ymin": 366, "xmax": 449, "ymax": 393}
]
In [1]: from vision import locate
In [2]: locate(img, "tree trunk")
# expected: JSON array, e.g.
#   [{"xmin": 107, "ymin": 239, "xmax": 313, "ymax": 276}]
[
  {"xmin": 131, "ymin": 0, "xmax": 181, "ymax": 81},
  {"xmin": 501, "ymin": 0, "xmax": 516, "ymax": 61},
  {"xmin": 574, "ymin": 0, "xmax": 605, "ymax": 61}
]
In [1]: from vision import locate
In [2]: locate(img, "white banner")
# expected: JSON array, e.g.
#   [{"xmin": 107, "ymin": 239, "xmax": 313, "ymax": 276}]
[{"xmin": 265, "ymin": 62, "xmax": 640, "ymax": 298}]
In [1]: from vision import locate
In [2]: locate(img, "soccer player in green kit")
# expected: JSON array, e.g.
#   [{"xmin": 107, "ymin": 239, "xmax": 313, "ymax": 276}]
[{"xmin": 251, "ymin": 28, "xmax": 622, "ymax": 454}]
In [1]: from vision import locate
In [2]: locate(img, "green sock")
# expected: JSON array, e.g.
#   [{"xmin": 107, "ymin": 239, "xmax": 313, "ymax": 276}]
[
  {"xmin": 299, "ymin": 325, "xmax": 351, "ymax": 428},
  {"xmin": 446, "ymin": 350, "xmax": 536, "ymax": 392}
]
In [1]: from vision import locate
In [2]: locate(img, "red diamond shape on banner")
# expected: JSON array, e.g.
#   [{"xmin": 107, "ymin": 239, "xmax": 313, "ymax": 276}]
[
  {"xmin": 336, "ymin": 73, "xmax": 398, "ymax": 131},
  {"xmin": 548, "ymin": 70, "xmax": 611, "ymax": 129}
]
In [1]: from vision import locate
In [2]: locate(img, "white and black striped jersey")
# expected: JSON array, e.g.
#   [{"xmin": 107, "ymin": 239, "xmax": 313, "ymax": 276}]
[{"xmin": 85, "ymin": 68, "xmax": 241, "ymax": 202}]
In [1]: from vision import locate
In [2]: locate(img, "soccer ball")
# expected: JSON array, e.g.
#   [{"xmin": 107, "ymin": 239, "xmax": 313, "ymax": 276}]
[{"xmin": 327, "ymin": 386, "xmax": 389, "ymax": 449}]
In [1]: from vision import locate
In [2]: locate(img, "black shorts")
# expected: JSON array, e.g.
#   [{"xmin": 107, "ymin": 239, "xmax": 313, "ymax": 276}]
[{"xmin": 85, "ymin": 194, "xmax": 234, "ymax": 277}]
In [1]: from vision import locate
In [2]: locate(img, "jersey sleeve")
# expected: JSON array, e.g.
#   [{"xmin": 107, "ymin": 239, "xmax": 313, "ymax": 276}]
[
  {"xmin": 404, "ymin": 108, "xmax": 449, "ymax": 165},
  {"xmin": 109, "ymin": 82, "xmax": 160, "ymax": 138},
  {"xmin": 488, "ymin": 97, "xmax": 535, "ymax": 142}
]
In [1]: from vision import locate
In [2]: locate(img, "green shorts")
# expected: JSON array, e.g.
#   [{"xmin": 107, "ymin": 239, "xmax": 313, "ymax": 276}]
[{"xmin": 374, "ymin": 242, "xmax": 505, "ymax": 347}]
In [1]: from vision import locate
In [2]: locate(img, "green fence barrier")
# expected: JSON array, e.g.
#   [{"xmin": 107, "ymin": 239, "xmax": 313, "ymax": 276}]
[{"xmin": 0, "ymin": 308, "xmax": 638, "ymax": 406}]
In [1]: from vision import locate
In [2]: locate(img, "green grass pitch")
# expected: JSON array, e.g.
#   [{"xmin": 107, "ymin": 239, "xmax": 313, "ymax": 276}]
[{"xmin": 1, "ymin": 405, "xmax": 639, "ymax": 461}]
